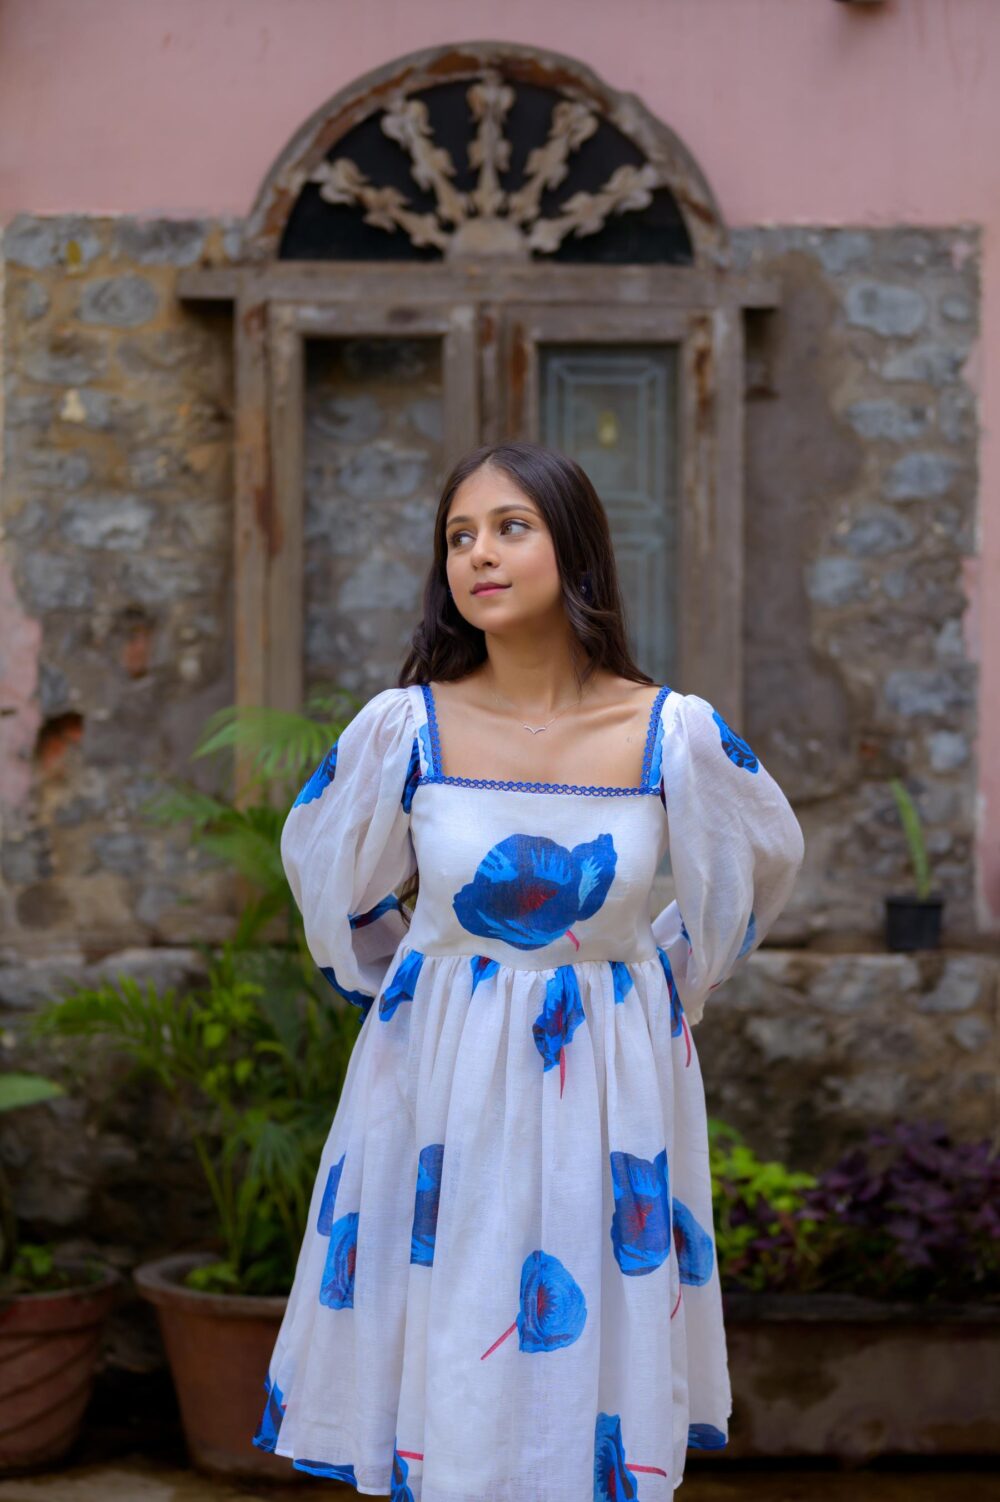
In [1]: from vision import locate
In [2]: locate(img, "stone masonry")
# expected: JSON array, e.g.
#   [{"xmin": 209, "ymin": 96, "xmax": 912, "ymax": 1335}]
[{"xmin": 0, "ymin": 218, "xmax": 995, "ymax": 1323}]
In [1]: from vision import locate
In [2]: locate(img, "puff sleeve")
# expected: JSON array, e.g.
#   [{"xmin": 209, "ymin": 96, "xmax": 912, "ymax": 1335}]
[
  {"xmin": 280, "ymin": 686, "xmax": 419, "ymax": 1021},
  {"xmin": 651, "ymin": 692, "xmax": 804, "ymax": 1028}
]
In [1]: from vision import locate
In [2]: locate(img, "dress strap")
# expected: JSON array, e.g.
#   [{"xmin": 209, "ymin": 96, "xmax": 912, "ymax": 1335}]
[{"xmin": 407, "ymin": 683, "xmax": 436, "ymax": 778}]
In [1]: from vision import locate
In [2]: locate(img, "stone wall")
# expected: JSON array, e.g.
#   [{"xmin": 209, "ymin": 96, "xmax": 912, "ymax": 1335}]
[
  {"xmin": 734, "ymin": 227, "xmax": 981, "ymax": 946},
  {"xmin": 0, "ymin": 217, "xmax": 994, "ymax": 1318},
  {"xmin": 0, "ymin": 218, "xmax": 983, "ymax": 960},
  {"xmin": 1, "ymin": 215, "xmax": 238, "ymax": 955}
]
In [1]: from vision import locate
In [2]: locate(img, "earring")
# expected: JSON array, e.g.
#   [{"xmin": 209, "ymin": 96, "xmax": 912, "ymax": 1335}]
[{"xmin": 580, "ymin": 571, "xmax": 593, "ymax": 600}]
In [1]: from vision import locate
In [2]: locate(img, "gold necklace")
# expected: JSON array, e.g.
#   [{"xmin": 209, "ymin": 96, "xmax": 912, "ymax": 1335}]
[{"xmin": 489, "ymin": 674, "xmax": 587, "ymax": 734}]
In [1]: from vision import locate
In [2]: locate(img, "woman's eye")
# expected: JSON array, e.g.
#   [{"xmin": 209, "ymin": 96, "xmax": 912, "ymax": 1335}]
[{"xmin": 448, "ymin": 518, "xmax": 529, "ymax": 547}]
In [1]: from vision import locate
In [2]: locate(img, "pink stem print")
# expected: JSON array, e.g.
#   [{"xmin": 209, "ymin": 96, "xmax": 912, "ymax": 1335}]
[
  {"xmin": 670, "ymin": 1286, "xmax": 682, "ymax": 1319},
  {"xmin": 633, "ymin": 1463, "xmax": 669, "ymax": 1477},
  {"xmin": 565, "ymin": 928, "xmax": 580, "ymax": 950},
  {"xmin": 481, "ymin": 1320, "xmax": 518, "ymax": 1360},
  {"xmin": 559, "ymin": 1046, "xmax": 566, "ymax": 1098},
  {"xmin": 681, "ymin": 1015, "xmax": 692, "ymax": 1067},
  {"xmin": 397, "ymin": 1450, "xmax": 423, "ymax": 1461}
]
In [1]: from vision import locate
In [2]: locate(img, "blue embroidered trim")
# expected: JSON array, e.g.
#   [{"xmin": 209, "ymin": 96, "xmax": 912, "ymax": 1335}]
[{"xmin": 418, "ymin": 682, "xmax": 670, "ymax": 797}]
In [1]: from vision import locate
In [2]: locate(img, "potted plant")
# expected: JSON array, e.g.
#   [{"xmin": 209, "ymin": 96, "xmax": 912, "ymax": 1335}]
[
  {"xmin": 884, "ymin": 777, "xmax": 944, "ymax": 950},
  {"xmin": 705, "ymin": 1117, "xmax": 1000, "ymax": 1463},
  {"xmin": 30, "ymin": 692, "xmax": 367, "ymax": 1480},
  {"xmin": 0, "ymin": 1072, "xmax": 122, "ymax": 1474}
]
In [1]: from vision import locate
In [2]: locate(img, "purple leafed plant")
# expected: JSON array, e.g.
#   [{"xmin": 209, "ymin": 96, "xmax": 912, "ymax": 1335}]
[{"xmin": 749, "ymin": 1120, "xmax": 999, "ymax": 1301}]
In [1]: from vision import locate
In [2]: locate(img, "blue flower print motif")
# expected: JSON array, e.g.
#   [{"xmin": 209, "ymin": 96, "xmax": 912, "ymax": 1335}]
[
  {"xmin": 470, "ymin": 955, "xmax": 500, "ymax": 994},
  {"xmin": 610, "ymin": 1148, "xmax": 671, "ymax": 1276},
  {"xmin": 453, "ymin": 833, "xmax": 617, "ymax": 951},
  {"xmin": 295, "ymin": 1459, "xmax": 358, "ymax": 1481},
  {"xmin": 317, "ymin": 1152, "xmax": 345, "ymax": 1235},
  {"xmin": 401, "ymin": 735, "xmax": 421, "ymax": 813},
  {"xmin": 391, "ymin": 1446, "xmax": 415, "ymax": 1502},
  {"xmin": 410, "ymin": 1143, "xmax": 444, "ymax": 1266},
  {"xmin": 657, "ymin": 948, "xmax": 683, "ymax": 1038},
  {"xmin": 293, "ymin": 741, "xmax": 339, "ymax": 807},
  {"xmin": 688, "ymin": 1423, "xmax": 727, "ymax": 1450},
  {"xmin": 532, "ymin": 965, "xmax": 585, "ymax": 1098},
  {"xmin": 594, "ymin": 1411, "xmax": 669, "ymax": 1496},
  {"xmin": 320, "ymin": 964, "xmax": 375, "ymax": 1023},
  {"xmin": 609, "ymin": 960, "xmax": 634, "ymax": 1004},
  {"xmin": 712, "ymin": 709, "xmax": 759, "ymax": 773},
  {"xmin": 594, "ymin": 1412, "xmax": 639, "ymax": 1501},
  {"xmin": 380, "ymin": 949, "xmax": 425, "ymax": 1020},
  {"xmin": 737, "ymin": 911, "xmax": 757, "ymax": 959},
  {"xmin": 672, "ymin": 1198, "xmax": 715, "ymax": 1286},
  {"xmin": 319, "ymin": 1211, "xmax": 359, "ymax": 1308},
  {"xmin": 657, "ymin": 946, "xmax": 692, "ymax": 1066},
  {"xmin": 481, "ymin": 1249, "xmax": 587, "ymax": 1359},
  {"xmin": 251, "ymin": 1371, "xmax": 285, "ymax": 1452},
  {"xmin": 349, "ymin": 893, "xmax": 401, "ymax": 931}
]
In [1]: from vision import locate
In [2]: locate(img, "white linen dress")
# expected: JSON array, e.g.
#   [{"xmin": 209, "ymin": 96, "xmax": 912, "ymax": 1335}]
[{"xmin": 252, "ymin": 680, "xmax": 804, "ymax": 1499}]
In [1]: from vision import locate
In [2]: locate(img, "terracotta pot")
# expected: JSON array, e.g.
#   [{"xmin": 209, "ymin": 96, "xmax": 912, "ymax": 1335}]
[
  {"xmin": 134, "ymin": 1251, "xmax": 305, "ymax": 1482},
  {"xmin": 714, "ymin": 1291, "xmax": 1000, "ymax": 1461},
  {"xmin": 0, "ymin": 1260, "xmax": 122, "ymax": 1474}
]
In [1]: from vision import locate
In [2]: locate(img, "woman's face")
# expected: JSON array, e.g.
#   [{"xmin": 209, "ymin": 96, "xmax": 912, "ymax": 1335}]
[{"xmin": 444, "ymin": 464, "xmax": 563, "ymax": 629}]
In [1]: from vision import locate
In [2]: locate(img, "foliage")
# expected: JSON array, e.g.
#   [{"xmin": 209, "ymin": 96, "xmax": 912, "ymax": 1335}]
[
  {"xmin": 33, "ymin": 942, "xmax": 359, "ymax": 1297},
  {"xmin": 712, "ymin": 1118, "xmax": 1000, "ymax": 1302},
  {"xmin": 31, "ymin": 690, "xmax": 366, "ymax": 1298},
  {"xmin": 140, "ymin": 692, "xmax": 360, "ymax": 948},
  {"xmin": 889, "ymin": 777, "xmax": 932, "ymax": 900},
  {"xmin": 0, "ymin": 1071, "xmax": 64, "ymax": 1290}
]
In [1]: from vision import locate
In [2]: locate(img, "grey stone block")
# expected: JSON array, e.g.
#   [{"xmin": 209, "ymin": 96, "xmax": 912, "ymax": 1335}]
[
  {"xmin": 805, "ymin": 556, "xmax": 868, "ymax": 606},
  {"xmin": 111, "ymin": 217, "xmax": 207, "ymax": 266},
  {"xmin": 78, "ymin": 276, "xmax": 160, "ymax": 328},
  {"xmin": 883, "ymin": 451, "xmax": 961, "ymax": 501},
  {"xmin": 884, "ymin": 668, "xmax": 973, "ymax": 719},
  {"xmin": 60, "ymin": 495, "xmax": 156, "ymax": 551},
  {"xmin": 843, "ymin": 400, "xmax": 930, "ymax": 443},
  {"xmin": 844, "ymin": 281, "xmax": 927, "ymax": 337},
  {"xmin": 4, "ymin": 215, "xmax": 103, "ymax": 269},
  {"xmin": 838, "ymin": 506, "xmax": 915, "ymax": 557}
]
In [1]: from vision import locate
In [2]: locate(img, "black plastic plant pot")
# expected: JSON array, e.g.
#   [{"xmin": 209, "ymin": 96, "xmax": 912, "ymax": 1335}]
[{"xmin": 885, "ymin": 895, "xmax": 944, "ymax": 952}]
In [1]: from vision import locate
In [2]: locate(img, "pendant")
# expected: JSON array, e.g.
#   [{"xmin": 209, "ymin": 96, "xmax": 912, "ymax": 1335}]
[{"xmin": 523, "ymin": 724, "xmax": 548, "ymax": 734}]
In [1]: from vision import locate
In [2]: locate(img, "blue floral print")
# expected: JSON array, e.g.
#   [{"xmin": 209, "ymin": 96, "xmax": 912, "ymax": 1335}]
[
  {"xmin": 453, "ymin": 832, "xmax": 617, "ymax": 950},
  {"xmin": 295, "ymin": 1458, "xmax": 358, "ymax": 1480},
  {"xmin": 657, "ymin": 947, "xmax": 684, "ymax": 1038},
  {"xmin": 532, "ymin": 964, "xmax": 586, "ymax": 1097},
  {"xmin": 594, "ymin": 1411, "xmax": 669, "ymax": 1495},
  {"xmin": 712, "ymin": 709, "xmax": 759, "ymax": 773},
  {"xmin": 402, "ymin": 736, "xmax": 421, "ymax": 813},
  {"xmin": 470, "ymin": 954, "xmax": 500, "ymax": 993},
  {"xmin": 380, "ymin": 949, "xmax": 425, "ymax": 1020},
  {"xmin": 319, "ymin": 1211, "xmax": 359, "ymax": 1308},
  {"xmin": 349, "ymin": 894, "xmax": 401, "ymax": 930},
  {"xmin": 672, "ymin": 1198, "xmax": 715, "ymax": 1285},
  {"xmin": 609, "ymin": 959, "xmax": 634, "ymax": 1004},
  {"xmin": 391, "ymin": 1446, "xmax": 415, "ymax": 1502},
  {"xmin": 410, "ymin": 1144, "xmax": 444, "ymax": 1266},
  {"xmin": 610, "ymin": 1148, "xmax": 672, "ymax": 1275},
  {"xmin": 481, "ymin": 1249, "xmax": 587, "ymax": 1358},
  {"xmin": 688, "ymin": 1423, "xmax": 727, "ymax": 1450},
  {"xmin": 594, "ymin": 1412, "xmax": 639, "ymax": 1500},
  {"xmin": 317, "ymin": 1152, "xmax": 345, "ymax": 1235},
  {"xmin": 293, "ymin": 741, "xmax": 339, "ymax": 807},
  {"xmin": 251, "ymin": 1371, "xmax": 285, "ymax": 1452}
]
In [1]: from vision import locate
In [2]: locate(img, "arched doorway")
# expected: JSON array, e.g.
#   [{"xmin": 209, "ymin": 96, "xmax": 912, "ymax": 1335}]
[{"xmin": 180, "ymin": 42, "xmax": 777, "ymax": 714}]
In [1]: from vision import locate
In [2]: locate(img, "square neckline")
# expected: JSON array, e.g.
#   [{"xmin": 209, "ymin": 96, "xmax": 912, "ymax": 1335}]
[{"xmin": 418, "ymin": 681, "xmax": 670, "ymax": 797}]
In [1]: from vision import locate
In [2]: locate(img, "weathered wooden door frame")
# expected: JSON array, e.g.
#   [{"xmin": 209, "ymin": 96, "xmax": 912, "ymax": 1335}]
[{"xmin": 184, "ymin": 262, "xmax": 773, "ymax": 724}]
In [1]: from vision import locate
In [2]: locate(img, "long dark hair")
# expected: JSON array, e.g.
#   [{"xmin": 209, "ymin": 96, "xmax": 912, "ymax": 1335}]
[
  {"xmin": 394, "ymin": 442, "xmax": 654, "ymax": 920},
  {"xmin": 397, "ymin": 441, "xmax": 655, "ymax": 692}
]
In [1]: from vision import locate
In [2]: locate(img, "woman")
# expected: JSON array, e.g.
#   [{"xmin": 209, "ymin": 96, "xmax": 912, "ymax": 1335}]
[{"xmin": 253, "ymin": 441, "xmax": 804, "ymax": 1498}]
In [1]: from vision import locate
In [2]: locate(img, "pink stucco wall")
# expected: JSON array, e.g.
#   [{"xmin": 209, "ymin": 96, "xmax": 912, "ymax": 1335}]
[{"xmin": 2, "ymin": 0, "xmax": 999, "ymax": 926}]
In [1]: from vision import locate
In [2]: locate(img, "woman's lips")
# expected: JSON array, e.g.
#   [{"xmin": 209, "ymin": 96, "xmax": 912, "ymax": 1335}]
[{"xmin": 472, "ymin": 584, "xmax": 510, "ymax": 595}]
